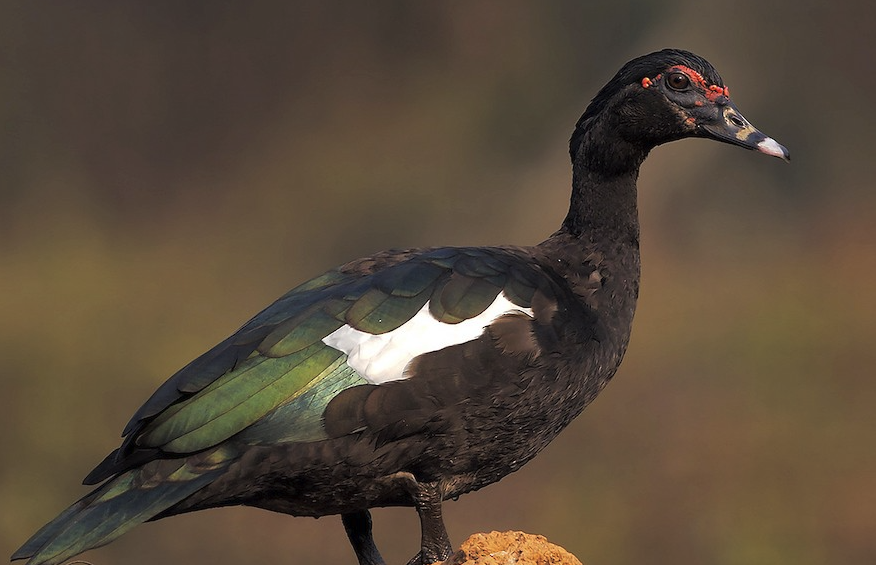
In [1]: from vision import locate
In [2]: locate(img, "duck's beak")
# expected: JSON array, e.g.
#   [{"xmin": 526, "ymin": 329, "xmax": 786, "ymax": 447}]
[{"xmin": 699, "ymin": 101, "xmax": 790, "ymax": 162}]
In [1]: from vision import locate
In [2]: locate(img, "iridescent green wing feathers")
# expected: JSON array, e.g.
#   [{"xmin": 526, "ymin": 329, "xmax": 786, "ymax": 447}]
[{"xmin": 86, "ymin": 247, "xmax": 546, "ymax": 484}]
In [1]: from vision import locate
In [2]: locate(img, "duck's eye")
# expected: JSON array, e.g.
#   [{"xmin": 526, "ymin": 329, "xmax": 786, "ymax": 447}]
[{"xmin": 666, "ymin": 72, "xmax": 690, "ymax": 91}]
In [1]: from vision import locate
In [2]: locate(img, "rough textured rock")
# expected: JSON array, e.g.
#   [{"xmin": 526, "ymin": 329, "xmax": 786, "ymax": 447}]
[{"xmin": 435, "ymin": 531, "xmax": 583, "ymax": 565}]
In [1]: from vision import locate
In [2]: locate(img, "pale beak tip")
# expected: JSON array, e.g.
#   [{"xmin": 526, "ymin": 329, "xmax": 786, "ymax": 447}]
[{"xmin": 757, "ymin": 137, "xmax": 790, "ymax": 162}]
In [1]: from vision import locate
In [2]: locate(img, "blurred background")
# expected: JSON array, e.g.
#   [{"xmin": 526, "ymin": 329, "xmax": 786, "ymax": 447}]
[{"xmin": 2, "ymin": 1, "xmax": 874, "ymax": 564}]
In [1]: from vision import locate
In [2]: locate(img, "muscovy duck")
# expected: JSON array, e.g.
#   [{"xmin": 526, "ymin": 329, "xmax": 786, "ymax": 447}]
[{"xmin": 12, "ymin": 48, "xmax": 788, "ymax": 565}]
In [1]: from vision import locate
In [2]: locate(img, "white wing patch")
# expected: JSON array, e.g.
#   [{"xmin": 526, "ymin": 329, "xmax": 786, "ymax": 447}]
[{"xmin": 322, "ymin": 293, "xmax": 533, "ymax": 384}]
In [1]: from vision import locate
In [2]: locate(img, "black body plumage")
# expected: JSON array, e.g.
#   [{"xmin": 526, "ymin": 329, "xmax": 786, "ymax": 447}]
[{"xmin": 12, "ymin": 49, "xmax": 788, "ymax": 565}]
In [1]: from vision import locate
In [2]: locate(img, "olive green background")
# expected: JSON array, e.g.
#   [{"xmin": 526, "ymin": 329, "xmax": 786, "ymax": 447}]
[{"xmin": 2, "ymin": 2, "xmax": 874, "ymax": 564}]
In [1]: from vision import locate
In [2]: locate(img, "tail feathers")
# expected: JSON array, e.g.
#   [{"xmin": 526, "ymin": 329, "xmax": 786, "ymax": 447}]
[{"xmin": 12, "ymin": 451, "xmax": 230, "ymax": 565}]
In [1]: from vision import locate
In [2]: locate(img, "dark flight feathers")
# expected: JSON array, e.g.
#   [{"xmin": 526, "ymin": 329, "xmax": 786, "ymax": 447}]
[{"xmin": 84, "ymin": 246, "xmax": 552, "ymax": 485}]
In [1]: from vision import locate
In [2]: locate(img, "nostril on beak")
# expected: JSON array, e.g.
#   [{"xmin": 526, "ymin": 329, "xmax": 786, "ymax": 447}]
[{"xmin": 728, "ymin": 113, "xmax": 747, "ymax": 128}]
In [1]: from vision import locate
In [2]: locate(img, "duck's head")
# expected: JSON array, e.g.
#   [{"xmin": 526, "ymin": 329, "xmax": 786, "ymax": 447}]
[{"xmin": 570, "ymin": 49, "xmax": 789, "ymax": 174}]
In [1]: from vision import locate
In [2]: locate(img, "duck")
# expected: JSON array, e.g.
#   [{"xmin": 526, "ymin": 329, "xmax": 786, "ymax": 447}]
[{"xmin": 12, "ymin": 48, "xmax": 788, "ymax": 565}]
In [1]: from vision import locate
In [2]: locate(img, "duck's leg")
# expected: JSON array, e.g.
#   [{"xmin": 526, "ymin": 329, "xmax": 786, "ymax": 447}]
[
  {"xmin": 405, "ymin": 481, "xmax": 452, "ymax": 565},
  {"xmin": 342, "ymin": 510, "xmax": 386, "ymax": 565}
]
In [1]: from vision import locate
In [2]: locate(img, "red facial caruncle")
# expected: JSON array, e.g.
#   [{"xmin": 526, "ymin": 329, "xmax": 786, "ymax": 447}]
[{"xmin": 641, "ymin": 65, "xmax": 730, "ymax": 101}]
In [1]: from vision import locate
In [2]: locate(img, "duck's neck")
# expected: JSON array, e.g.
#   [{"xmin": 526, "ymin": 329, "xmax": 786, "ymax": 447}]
[
  {"xmin": 559, "ymin": 165, "xmax": 640, "ymax": 247},
  {"xmin": 536, "ymin": 135, "xmax": 644, "ymax": 323},
  {"xmin": 556, "ymin": 109, "xmax": 648, "ymax": 247},
  {"xmin": 536, "ymin": 159, "xmax": 642, "ymax": 308}
]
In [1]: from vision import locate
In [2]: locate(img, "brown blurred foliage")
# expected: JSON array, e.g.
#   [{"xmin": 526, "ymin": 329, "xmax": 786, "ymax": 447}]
[{"xmin": 2, "ymin": 2, "xmax": 875, "ymax": 565}]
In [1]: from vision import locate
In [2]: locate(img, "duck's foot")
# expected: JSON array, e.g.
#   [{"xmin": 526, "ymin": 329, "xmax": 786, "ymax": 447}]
[
  {"xmin": 342, "ymin": 510, "xmax": 386, "ymax": 565},
  {"xmin": 406, "ymin": 480, "xmax": 452, "ymax": 565}
]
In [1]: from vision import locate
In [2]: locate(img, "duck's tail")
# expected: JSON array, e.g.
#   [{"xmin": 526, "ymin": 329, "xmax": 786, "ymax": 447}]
[{"xmin": 11, "ymin": 450, "xmax": 229, "ymax": 565}]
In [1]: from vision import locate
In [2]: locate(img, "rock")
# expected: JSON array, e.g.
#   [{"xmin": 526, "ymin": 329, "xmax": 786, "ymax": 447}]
[{"xmin": 435, "ymin": 531, "xmax": 583, "ymax": 565}]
